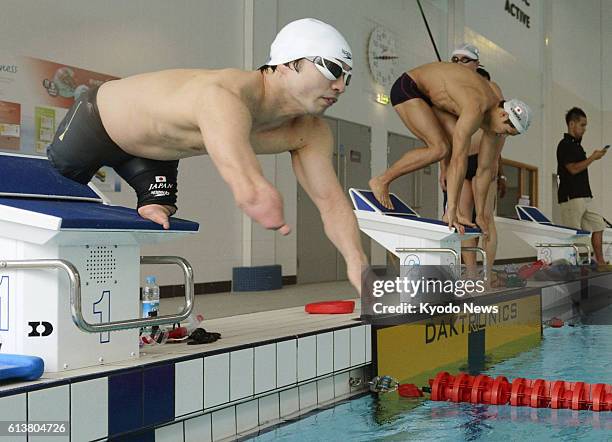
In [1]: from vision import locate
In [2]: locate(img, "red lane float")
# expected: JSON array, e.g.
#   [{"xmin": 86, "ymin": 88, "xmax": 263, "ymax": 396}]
[
  {"xmin": 398, "ymin": 371, "xmax": 612, "ymax": 412},
  {"xmin": 549, "ymin": 317, "xmax": 565, "ymax": 328}
]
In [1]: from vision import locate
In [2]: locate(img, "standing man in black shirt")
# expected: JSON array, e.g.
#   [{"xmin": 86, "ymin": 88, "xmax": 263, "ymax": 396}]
[{"xmin": 556, "ymin": 107, "xmax": 611, "ymax": 271}]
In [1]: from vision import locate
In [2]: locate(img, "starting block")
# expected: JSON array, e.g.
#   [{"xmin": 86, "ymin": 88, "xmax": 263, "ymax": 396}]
[
  {"xmin": 0, "ymin": 153, "xmax": 198, "ymax": 372},
  {"xmin": 349, "ymin": 189, "xmax": 482, "ymax": 275},
  {"xmin": 495, "ymin": 205, "xmax": 591, "ymax": 265}
]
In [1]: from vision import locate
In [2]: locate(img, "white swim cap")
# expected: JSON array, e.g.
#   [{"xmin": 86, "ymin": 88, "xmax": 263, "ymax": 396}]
[
  {"xmin": 265, "ymin": 18, "xmax": 353, "ymax": 69},
  {"xmin": 451, "ymin": 43, "xmax": 480, "ymax": 61},
  {"xmin": 504, "ymin": 99, "xmax": 532, "ymax": 134}
]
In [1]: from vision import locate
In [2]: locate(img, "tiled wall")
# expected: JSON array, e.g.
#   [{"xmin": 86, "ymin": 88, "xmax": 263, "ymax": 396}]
[{"xmin": 0, "ymin": 324, "xmax": 371, "ymax": 442}]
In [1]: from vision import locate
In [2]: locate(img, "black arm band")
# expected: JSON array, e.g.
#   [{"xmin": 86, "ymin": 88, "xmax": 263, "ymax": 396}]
[{"xmin": 113, "ymin": 157, "xmax": 179, "ymax": 209}]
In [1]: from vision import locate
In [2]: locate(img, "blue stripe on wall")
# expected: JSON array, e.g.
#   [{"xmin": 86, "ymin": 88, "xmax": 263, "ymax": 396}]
[
  {"xmin": 143, "ymin": 363, "xmax": 175, "ymax": 427},
  {"xmin": 108, "ymin": 369, "xmax": 144, "ymax": 436}
]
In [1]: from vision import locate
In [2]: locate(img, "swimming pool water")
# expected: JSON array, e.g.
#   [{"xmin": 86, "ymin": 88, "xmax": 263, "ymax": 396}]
[{"xmin": 250, "ymin": 307, "xmax": 612, "ymax": 441}]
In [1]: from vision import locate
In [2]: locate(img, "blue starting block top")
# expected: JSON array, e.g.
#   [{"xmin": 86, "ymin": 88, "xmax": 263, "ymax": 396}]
[
  {"xmin": 0, "ymin": 153, "xmax": 198, "ymax": 231},
  {"xmin": 349, "ymin": 188, "xmax": 480, "ymax": 234},
  {"xmin": 515, "ymin": 205, "xmax": 589, "ymax": 235},
  {"xmin": 516, "ymin": 205, "xmax": 552, "ymax": 224},
  {"xmin": 0, "ymin": 198, "xmax": 198, "ymax": 230},
  {"xmin": 0, "ymin": 153, "xmax": 101, "ymax": 201},
  {"xmin": 349, "ymin": 189, "xmax": 418, "ymax": 216}
]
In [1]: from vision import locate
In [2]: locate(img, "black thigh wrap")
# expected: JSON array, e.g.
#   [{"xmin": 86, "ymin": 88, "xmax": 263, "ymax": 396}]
[
  {"xmin": 47, "ymin": 86, "xmax": 133, "ymax": 184},
  {"xmin": 113, "ymin": 158, "xmax": 179, "ymax": 209}
]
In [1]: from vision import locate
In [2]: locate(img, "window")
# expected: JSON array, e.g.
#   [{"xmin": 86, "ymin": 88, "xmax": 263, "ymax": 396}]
[{"xmin": 497, "ymin": 158, "xmax": 538, "ymax": 218}]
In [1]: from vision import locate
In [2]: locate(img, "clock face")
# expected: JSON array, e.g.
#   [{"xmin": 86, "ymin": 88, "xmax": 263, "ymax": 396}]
[{"xmin": 368, "ymin": 27, "xmax": 400, "ymax": 90}]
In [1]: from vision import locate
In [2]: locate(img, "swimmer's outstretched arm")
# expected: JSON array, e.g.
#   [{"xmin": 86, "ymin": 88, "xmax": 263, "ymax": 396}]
[
  {"xmin": 446, "ymin": 108, "xmax": 483, "ymax": 233},
  {"xmin": 196, "ymin": 86, "xmax": 290, "ymax": 234},
  {"xmin": 473, "ymin": 132, "xmax": 502, "ymax": 235},
  {"xmin": 291, "ymin": 118, "xmax": 368, "ymax": 294}
]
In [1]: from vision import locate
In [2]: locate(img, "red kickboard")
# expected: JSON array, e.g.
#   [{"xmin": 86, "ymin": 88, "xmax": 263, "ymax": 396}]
[{"xmin": 305, "ymin": 300, "xmax": 355, "ymax": 314}]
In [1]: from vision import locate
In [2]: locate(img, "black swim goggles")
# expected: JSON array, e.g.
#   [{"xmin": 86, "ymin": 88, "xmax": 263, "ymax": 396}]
[
  {"xmin": 451, "ymin": 56, "xmax": 478, "ymax": 64},
  {"xmin": 306, "ymin": 56, "xmax": 352, "ymax": 86}
]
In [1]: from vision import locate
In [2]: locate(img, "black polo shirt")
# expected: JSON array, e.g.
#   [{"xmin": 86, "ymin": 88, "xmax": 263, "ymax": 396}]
[{"xmin": 556, "ymin": 133, "xmax": 592, "ymax": 203}]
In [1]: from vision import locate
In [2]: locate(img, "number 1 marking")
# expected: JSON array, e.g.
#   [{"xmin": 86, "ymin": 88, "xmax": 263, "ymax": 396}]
[
  {"xmin": 0, "ymin": 276, "xmax": 8, "ymax": 331},
  {"xmin": 93, "ymin": 290, "xmax": 110, "ymax": 343}
]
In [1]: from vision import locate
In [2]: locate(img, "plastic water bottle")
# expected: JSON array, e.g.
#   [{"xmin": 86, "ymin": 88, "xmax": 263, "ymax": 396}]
[{"xmin": 141, "ymin": 276, "xmax": 160, "ymax": 333}]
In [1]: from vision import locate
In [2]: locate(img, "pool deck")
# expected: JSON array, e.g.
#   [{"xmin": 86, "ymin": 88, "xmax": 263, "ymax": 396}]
[{"xmin": 0, "ymin": 273, "xmax": 610, "ymax": 441}]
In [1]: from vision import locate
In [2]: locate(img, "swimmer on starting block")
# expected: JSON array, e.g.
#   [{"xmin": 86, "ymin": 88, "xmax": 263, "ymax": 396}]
[
  {"xmin": 444, "ymin": 44, "xmax": 507, "ymax": 285},
  {"xmin": 369, "ymin": 60, "xmax": 532, "ymax": 235},
  {"xmin": 47, "ymin": 18, "xmax": 368, "ymax": 292}
]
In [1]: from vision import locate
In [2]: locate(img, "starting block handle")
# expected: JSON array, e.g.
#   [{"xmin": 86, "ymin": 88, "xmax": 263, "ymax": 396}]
[
  {"xmin": 572, "ymin": 243, "xmax": 592, "ymax": 265},
  {"xmin": 76, "ymin": 255, "xmax": 194, "ymax": 333},
  {"xmin": 394, "ymin": 247, "xmax": 460, "ymax": 269},
  {"xmin": 0, "ymin": 256, "xmax": 194, "ymax": 333},
  {"xmin": 461, "ymin": 247, "xmax": 488, "ymax": 281},
  {"xmin": 1, "ymin": 258, "xmax": 85, "ymax": 330},
  {"xmin": 535, "ymin": 243, "xmax": 586, "ymax": 265}
]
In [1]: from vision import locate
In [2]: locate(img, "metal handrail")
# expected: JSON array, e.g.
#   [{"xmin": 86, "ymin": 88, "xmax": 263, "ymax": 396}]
[
  {"xmin": 535, "ymin": 243, "xmax": 580, "ymax": 265},
  {"xmin": 0, "ymin": 256, "xmax": 194, "ymax": 333},
  {"xmin": 461, "ymin": 246, "xmax": 488, "ymax": 281},
  {"xmin": 573, "ymin": 243, "xmax": 592, "ymax": 265},
  {"xmin": 395, "ymin": 247, "xmax": 460, "ymax": 269},
  {"xmin": 1, "ymin": 258, "xmax": 83, "ymax": 329}
]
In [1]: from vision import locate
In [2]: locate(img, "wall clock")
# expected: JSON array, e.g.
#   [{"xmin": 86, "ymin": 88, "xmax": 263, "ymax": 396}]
[{"xmin": 368, "ymin": 26, "xmax": 400, "ymax": 90}]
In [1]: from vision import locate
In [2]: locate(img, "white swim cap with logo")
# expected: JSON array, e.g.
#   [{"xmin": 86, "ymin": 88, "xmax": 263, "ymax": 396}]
[
  {"xmin": 503, "ymin": 99, "xmax": 532, "ymax": 134},
  {"xmin": 266, "ymin": 18, "xmax": 353, "ymax": 69}
]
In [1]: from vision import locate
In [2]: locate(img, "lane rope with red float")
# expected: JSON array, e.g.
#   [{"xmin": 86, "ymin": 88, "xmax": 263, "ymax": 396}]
[{"xmin": 369, "ymin": 371, "xmax": 612, "ymax": 412}]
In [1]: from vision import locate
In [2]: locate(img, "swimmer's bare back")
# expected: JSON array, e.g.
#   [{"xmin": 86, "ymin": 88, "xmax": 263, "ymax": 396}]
[
  {"xmin": 408, "ymin": 62, "xmax": 498, "ymax": 117},
  {"xmin": 96, "ymin": 68, "xmax": 304, "ymax": 161}
]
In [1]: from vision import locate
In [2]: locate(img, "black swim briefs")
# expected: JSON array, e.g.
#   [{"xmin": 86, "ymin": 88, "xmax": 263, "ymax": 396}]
[
  {"xmin": 390, "ymin": 72, "xmax": 433, "ymax": 106},
  {"xmin": 47, "ymin": 86, "xmax": 179, "ymax": 210}
]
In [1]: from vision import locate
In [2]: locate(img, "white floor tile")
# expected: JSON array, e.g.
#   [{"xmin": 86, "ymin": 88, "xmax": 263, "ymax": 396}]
[
  {"xmin": 184, "ymin": 413, "xmax": 212, "ymax": 442},
  {"xmin": 317, "ymin": 377, "xmax": 334, "ymax": 404},
  {"xmin": 175, "ymin": 358, "xmax": 204, "ymax": 417},
  {"xmin": 204, "ymin": 353, "xmax": 230, "ymax": 409},
  {"xmin": 298, "ymin": 382, "xmax": 317, "ymax": 410},
  {"xmin": 236, "ymin": 399, "xmax": 258, "ymax": 434},
  {"xmin": 230, "ymin": 348, "xmax": 254, "ymax": 401},
  {"xmin": 350, "ymin": 326, "xmax": 366, "ymax": 366},
  {"xmin": 297, "ymin": 336, "xmax": 316, "ymax": 382},
  {"xmin": 211, "ymin": 406, "xmax": 236, "ymax": 441},
  {"xmin": 258, "ymin": 393, "xmax": 280, "ymax": 425},
  {"xmin": 279, "ymin": 388, "xmax": 299, "ymax": 417},
  {"xmin": 28, "ymin": 385, "xmax": 70, "ymax": 442},
  {"xmin": 0, "ymin": 394, "xmax": 26, "ymax": 442},
  {"xmin": 334, "ymin": 372, "xmax": 350, "ymax": 397},
  {"xmin": 71, "ymin": 378, "xmax": 108, "ymax": 441},
  {"xmin": 276, "ymin": 339, "xmax": 297, "ymax": 387},
  {"xmin": 155, "ymin": 422, "xmax": 183, "ymax": 442},
  {"xmin": 316, "ymin": 332, "xmax": 333, "ymax": 376},
  {"xmin": 29, "ymin": 384, "xmax": 70, "ymax": 421},
  {"xmin": 333, "ymin": 328, "xmax": 351, "ymax": 371},
  {"xmin": 254, "ymin": 344, "xmax": 276, "ymax": 394}
]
